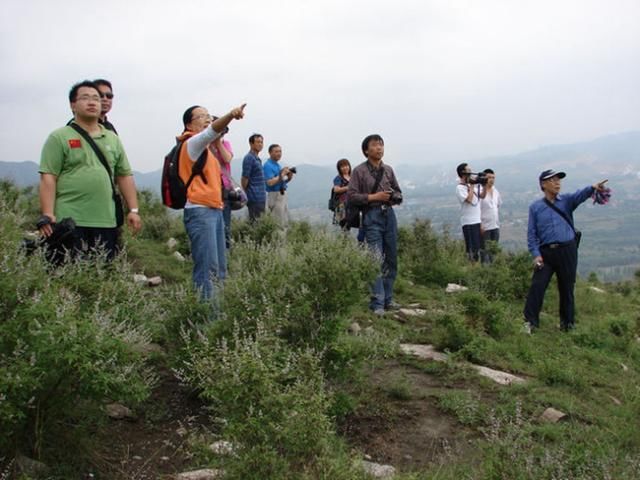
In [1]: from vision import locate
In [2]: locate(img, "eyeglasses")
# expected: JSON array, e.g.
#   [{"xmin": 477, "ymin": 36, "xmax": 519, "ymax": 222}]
[
  {"xmin": 75, "ymin": 95, "xmax": 101, "ymax": 102},
  {"xmin": 192, "ymin": 113, "xmax": 212, "ymax": 121},
  {"xmin": 100, "ymin": 92, "xmax": 114, "ymax": 99}
]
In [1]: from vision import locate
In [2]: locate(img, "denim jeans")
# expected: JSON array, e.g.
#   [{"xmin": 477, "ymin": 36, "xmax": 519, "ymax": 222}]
[
  {"xmin": 364, "ymin": 206, "xmax": 398, "ymax": 310},
  {"xmin": 223, "ymin": 201, "xmax": 232, "ymax": 249},
  {"xmin": 183, "ymin": 207, "xmax": 226, "ymax": 300}
]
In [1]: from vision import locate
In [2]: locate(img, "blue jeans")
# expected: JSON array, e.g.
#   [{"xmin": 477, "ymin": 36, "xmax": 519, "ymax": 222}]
[
  {"xmin": 223, "ymin": 201, "xmax": 232, "ymax": 249},
  {"xmin": 364, "ymin": 207, "xmax": 398, "ymax": 310},
  {"xmin": 183, "ymin": 207, "xmax": 226, "ymax": 300}
]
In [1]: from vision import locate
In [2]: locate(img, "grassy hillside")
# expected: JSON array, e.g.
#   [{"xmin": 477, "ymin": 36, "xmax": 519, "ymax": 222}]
[{"xmin": 1, "ymin": 181, "xmax": 639, "ymax": 479}]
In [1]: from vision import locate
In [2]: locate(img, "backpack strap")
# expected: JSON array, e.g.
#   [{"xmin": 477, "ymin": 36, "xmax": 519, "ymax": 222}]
[{"xmin": 179, "ymin": 141, "xmax": 208, "ymax": 191}]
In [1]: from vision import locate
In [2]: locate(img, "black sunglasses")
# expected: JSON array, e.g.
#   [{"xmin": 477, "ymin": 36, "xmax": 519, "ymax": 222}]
[{"xmin": 100, "ymin": 92, "xmax": 114, "ymax": 99}]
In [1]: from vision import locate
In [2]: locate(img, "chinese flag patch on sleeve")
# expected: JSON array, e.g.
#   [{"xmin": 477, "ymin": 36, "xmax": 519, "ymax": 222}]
[{"xmin": 68, "ymin": 139, "xmax": 81, "ymax": 149}]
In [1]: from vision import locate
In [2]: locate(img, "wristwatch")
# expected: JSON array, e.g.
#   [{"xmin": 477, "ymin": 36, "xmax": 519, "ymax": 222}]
[{"xmin": 130, "ymin": 208, "xmax": 139, "ymax": 214}]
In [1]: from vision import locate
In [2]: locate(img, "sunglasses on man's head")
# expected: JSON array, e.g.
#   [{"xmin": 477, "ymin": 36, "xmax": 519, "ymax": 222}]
[{"xmin": 100, "ymin": 92, "xmax": 114, "ymax": 99}]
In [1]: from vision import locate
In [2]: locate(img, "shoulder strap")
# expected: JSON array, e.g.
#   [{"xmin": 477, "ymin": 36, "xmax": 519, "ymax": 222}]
[
  {"xmin": 69, "ymin": 123, "xmax": 117, "ymax": 195},
  {"xmin": 371, "ymin": 165, "xmax": 385, "ymax": 194},
  {"xmin": 544, "ymin": 198, "xmax": 576, "ymax": 234}
]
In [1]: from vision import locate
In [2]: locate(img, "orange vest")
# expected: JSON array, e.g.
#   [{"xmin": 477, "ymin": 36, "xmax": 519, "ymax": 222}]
[{"xmin": 177, "ymin": 131, "xmax": 223, "ymax": 209}]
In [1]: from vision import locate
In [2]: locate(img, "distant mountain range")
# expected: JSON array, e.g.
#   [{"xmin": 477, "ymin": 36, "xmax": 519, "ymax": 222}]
[{"xmin": 4, "ymin": 131, "xmax": 638, "ymax": 204}]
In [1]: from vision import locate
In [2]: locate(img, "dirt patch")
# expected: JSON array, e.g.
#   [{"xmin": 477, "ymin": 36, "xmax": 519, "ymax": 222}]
[
  {"xmin": 340, "ymin": 361, "xmax": 480, "ymax": 473},
  {"xmin": 90, "ymin": 366, "xmax": 216, "ymax": 480}
]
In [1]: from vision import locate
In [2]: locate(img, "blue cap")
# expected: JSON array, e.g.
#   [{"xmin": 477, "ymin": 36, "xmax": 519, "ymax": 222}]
[{"xmin": 539, "ymin": 169, "xmax": 566, "ymax": 182}]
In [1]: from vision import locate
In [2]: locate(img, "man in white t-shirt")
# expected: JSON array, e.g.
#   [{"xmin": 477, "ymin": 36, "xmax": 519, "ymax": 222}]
[
  {"xmin": 480, "ymin": 168, "xmax": 502, "ymax": 263},
  {"xmin": 456, "ymin": 163, "xmax": 486, "ymax": 262}
]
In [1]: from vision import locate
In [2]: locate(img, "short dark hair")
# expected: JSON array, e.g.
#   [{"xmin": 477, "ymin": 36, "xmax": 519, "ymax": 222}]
[
  {"xmin": 483, "ymin": 168, "xmax": 494, "ymax": 174},
  {"xmin": 93, "ymin": 79, "xmax": 113, "ymax": 91},
  {"xmin": 361, "ymin": 134, "xmax": 384, "ymax": 157},
  {"xmin": 456, "ymin": 163, "xmax": 469, "ymax": 178},
  {"xmin": 336, "ymin": 158, "xmax": 351, "ymax": 175},
  {"xmin": 249, "ymin": 134, "xmax": 263, "ymax": 145},
  {"xmin": 268, "ymin": 144, "xmax": 280, "ymax": 154},
  {"xmin": 182, "ymin": 105, "xmax": 201, "ymax": 129},
  {"xmin": 69, "ymin": 80, "xmax": 100, "ymax": 103}
]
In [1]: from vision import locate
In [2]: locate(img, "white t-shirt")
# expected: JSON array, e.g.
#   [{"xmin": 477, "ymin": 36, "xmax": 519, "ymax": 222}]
[
  {"xmin": 456, "ymin": 183, "xmax": 481, "ymax": 226},
  {"xmin": 480, "ymin": 187, "xmax": 502, "ymax": 230}
]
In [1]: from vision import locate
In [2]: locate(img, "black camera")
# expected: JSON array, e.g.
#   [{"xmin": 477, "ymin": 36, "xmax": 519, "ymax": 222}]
[
  {"xmin": 225, "ymin": 188, "xmax": 242, "ymax": 202},
  {"xmin": 468, "ymin": 172, "xmax": 488, "ymax": 185},
  {"xmin": 288, "ymin": 166, "xmax": 297, "ymax": 174},
  {"xmin": 389, "ymin": 190, "xmax": 403, "ymax": 205}
]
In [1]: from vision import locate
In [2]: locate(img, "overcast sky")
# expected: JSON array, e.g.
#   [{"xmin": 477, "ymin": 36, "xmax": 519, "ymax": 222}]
[{"xmin": 1, "ymin": 0, "xmax": 639, "ymax": 172}]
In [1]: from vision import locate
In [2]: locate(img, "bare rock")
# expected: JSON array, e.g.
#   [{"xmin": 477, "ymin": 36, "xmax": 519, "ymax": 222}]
[
  {"xmin": 540, "ymin": 407, "xmax": 568, "ymax": 423},
  {"xmin": 15, "ymin": 454, "xmax": 50, "ymax": 478},
  {"xmin": 173, "ymin": 251, "xmax": 186, "ymax": 262},
  {"xmin": 209, "ymin": 440, "xmax": 235, "ymax": 455},
  {"xmin": 472, "ymin": 365, "xmax": 526, "ymax": 386},
  {"xmin": 621, "ymin": 363, "xmax": 629, "ymax": 372},
  {"xmin": 175, "ymin": 469, "xmax": 224, "ymax": 480},
  {"xmin": 147, "ymin": 276, "xmax": 163, "ymax": 287},
  {"xmin": 609, "ymin": 395, "xmax": 622, "ymax": 406},
  {"xmin": 400, "ymin": 344, "xmax": 448, "ymax": 362},
  {"xmin": 398, "ymin": 308, "xmax": 427, "ymax": 316},
  {"xmin": 133, "ymin": 274, "xmax": 148, "ymax": 284},
  {"xmin": 106, "ymin": 403, "xmax": 135, "ymax": 420},
  {"xmin": 589, "ymin": 286, "xmax": 606, "ymax": 294},
  {"xmin": 361, "ymin": 460, "xmax": 396, "ymax": 478},
  {"xmin": 445, "ymin": 283, "xmax": 468, "ymax": 293},
  {"xmin": 348, "ymin": 322, "xmax": 362, "ymax": 335},
  {"xmin": 167, "ymin": 237, "xmax": 178, "ymax": 250}
]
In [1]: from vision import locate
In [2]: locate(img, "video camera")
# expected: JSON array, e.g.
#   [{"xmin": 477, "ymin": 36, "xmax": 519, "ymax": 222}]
[{"xmin": 467, "ymin": 172, "xmax": 488, "ymax": 185}]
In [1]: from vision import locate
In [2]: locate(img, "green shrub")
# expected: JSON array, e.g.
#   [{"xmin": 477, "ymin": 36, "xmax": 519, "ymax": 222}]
[
  {"xmin": 398, "ymin": 220, "xmax": 466, "ymax": 287},
  {"xmin": 432, "ymin": 312, "xmax": 475, "ymax": 352},
  {"xmin": 221, "ymin": 229, "xmax": 377, "ymax": 350},
  {"xmin": 178, "ymin": 322, "xmax": 341, "ymax": 479},
  {"xmin": 437, "ymin": 390, "xmax": 486, "ymax": 426}
]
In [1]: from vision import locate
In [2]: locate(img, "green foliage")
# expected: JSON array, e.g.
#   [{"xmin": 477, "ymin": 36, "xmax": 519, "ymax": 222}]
[
  {"xmin": 432, "ymin": 312, "xmax": 475, "ymax": 352},
  {"xmin": 437, "ymin": 390, "xmax": 486, "ymax": 426},
  {"xmin": 178, "ymin": 322, "xmax": 350, "ymax": 479},
  {"xmin": 221, "ymin": 230, "xmax": 377, "ymax": 350},
  {"xmin": 398, "ymin": 219, "xmax": 466, "ymax": 286}
]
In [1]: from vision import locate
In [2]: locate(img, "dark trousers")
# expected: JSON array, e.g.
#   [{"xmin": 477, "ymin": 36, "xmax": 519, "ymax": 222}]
[
  {"xmin": 481, "ymin": 228, "xmax": 500, "ymax": 264},
  {"xmin": 462, "ymin": 223, "xmax": 482, "ymax": 262},
  {"xmin": 523, "ymin": 241, "xmax": 578, "ymax": 329},
  {"xmin": 74, "ymin": 227, "xmax": 120, "ymax": 260},
  {"xmin": 247, "ymin": 201, "xmax": 265, "ymax": 223}
]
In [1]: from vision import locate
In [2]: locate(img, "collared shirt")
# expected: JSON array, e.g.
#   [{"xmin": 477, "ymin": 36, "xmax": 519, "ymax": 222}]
[
  {"xmin": 39, "ymin": 124, "xmax": 132, "ymax": 228},
  {"xmin": 347, "ymin": 160, "xmax": 401, "ymax": 207},
  {"xmin": 100, "ymin": 117, "xmax": 118, "ymax": 135},
  {"xmin": 527, "ymin": 185, "xmax": 594, "ymax": 257},
  {"xmin": 263, "ymin": 158, "xmax": 287, "ymax": 192},
  {"xmin": 456, "ymin": 183, "xmax": 482, "ymax": 226},
  {"xmin": 480, "ymin": 187, "xmax": 502, "ymax": 230},
  {"xmin": 242, "ymin": 151, "xmax": 266, "ymax": 203}
]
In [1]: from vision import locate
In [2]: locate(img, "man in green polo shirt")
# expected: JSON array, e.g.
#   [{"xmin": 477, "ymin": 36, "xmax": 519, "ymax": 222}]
[{"xmin": 38, "ymin": 80, "xmax": 142, "ymax": 260}]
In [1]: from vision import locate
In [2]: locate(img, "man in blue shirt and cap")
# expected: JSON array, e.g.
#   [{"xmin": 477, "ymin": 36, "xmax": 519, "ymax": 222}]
[{"xmin": 523, "ymin": 169, "xmax": 608, "ymax": 333}]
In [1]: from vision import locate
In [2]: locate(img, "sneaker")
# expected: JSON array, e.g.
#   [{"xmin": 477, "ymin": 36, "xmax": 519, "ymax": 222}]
[
  {"xmin": 373, "ymin": 308, "xmax": 386, "ymax": 317},
  {"xmin": 384, "ymin": 301, "xmax": 401, "ymax": 311},
  {"xmin": 522, "ymin": 322, "xmax": 532, "ymax": 335}
]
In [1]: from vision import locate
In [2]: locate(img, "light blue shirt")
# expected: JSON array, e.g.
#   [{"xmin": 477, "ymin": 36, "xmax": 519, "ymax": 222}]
[
  {"xmin": 527, "ymin": 185, "xmax": 594, "ymax": 257},
  {"xmin": 263, "ymin": 158, "xmax": 287, "ymax": 193}
]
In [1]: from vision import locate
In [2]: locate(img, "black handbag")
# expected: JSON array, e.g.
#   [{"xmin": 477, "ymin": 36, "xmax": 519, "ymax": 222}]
[
  {"xmin": 544, "ymin": 199, "xmax": 581, "ymax": 248},
  {"xmin": 69, "ymin": 123, "xmax": 124, "ymax": 227}
]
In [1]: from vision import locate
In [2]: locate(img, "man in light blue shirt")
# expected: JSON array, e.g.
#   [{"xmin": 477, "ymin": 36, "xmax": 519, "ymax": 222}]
[
  {"xmin": 263, "ymin": 144, "xmax": 294, "ymax": 227},
  {"xmin": 523, "ymin": 169, "xmax": 608, "ymax": 333}
]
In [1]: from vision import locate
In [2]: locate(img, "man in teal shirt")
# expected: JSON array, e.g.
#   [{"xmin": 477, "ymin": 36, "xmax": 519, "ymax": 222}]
[
  {"xmin": 263, "ymin": 144, "xmax": 294, "ymax": 227},
  {"xmin": 38, "ymin": 80, "xmax": 142, "ymax": 260}
]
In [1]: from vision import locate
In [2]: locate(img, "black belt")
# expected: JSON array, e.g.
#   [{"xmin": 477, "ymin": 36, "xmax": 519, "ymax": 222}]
[{"xmin": 541, "ymin": 239, "xmax": 574, "ymax": 250}]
